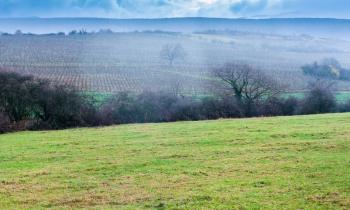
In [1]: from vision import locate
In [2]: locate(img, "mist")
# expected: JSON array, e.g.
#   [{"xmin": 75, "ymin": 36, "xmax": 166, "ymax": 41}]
[
  {"xmin": 1, "ymin": 18, "xmax": 350, "ymax": 94},
  {"xmin": 1, "ymin": 18, "xmax": 350, "ymax": 40}
]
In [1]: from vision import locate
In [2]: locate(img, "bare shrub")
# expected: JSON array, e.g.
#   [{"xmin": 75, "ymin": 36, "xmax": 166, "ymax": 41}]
[
  {"xmin": 299, "ymin": 81, "xmax": 336, "ymax": 114},
  {"xmin": 0, "ymin": 111, "xmax": 11, "ymax": 133}
]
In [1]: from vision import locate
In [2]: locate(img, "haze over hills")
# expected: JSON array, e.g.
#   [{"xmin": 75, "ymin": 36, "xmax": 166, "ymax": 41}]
[
  {"xmin": 1, "ymin": 17, "xmax": 350, "ymax": 40},
  {"xmin": 1, "ymin": 17, "xmax": 350, "ymax": 93}
]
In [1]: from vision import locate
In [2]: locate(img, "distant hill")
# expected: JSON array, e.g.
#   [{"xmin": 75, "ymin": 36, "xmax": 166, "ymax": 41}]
[{"xmin": 1, "ymin": 17, "xmax": 350, "ymax": 39}]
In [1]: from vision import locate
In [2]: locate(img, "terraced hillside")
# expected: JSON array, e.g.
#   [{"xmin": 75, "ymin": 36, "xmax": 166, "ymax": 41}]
[
  {"xmin": 1, "ymin": 32, "xmax": 350, "ymax": 93},
  {"xmin": 0, "ymin": 113, "xmax": 349, "ymax": 209}
]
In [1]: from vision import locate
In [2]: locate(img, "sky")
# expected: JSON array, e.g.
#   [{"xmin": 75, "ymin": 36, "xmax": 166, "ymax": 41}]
[{"xmin": 0, "ymin": 0, "xmax": 349, "ymax": 19}]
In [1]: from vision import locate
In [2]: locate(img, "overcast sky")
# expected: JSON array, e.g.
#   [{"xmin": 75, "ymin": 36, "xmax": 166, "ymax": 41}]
[{"xmin": 0, "ymin": 0, "xmax": 349, "ymax": 19}]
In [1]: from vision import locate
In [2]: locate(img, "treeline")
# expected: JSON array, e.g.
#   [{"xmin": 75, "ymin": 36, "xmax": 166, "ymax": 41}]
[
  {"xmin": 0, "ymin": 29, "xmax": 178, "ymax": 36},
  {"xmin": 302, "ymin": 58, "xmax": 350, "ymax": 81},
  {"xmin": 0, "ymin": 72, "xmax": 98, "ymax": 132},
  {"xmin": 0, "ymin": 29, "xmax": 113, "ymax": 36},
  {"xmin": 1, "ymin": 69, "xmax": 350, "ymax": 133}
]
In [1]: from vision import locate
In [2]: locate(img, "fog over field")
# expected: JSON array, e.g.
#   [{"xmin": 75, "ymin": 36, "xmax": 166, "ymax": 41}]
[{"xmin": 1, "ymin": 18, "xmax": 350, "ymax": 93}]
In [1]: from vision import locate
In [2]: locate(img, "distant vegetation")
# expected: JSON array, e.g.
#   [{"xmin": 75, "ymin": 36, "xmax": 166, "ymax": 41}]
[
  {"xmin": 1, "ymin": 63, "xmax": 350, "ymax": 133},
  {"xmin": 302, "ymin": 58, "xmax": 350, "ymax": 81},
  {"xmin": 0, "ymin": 28, "xmax": 180, "ymax": 36}
]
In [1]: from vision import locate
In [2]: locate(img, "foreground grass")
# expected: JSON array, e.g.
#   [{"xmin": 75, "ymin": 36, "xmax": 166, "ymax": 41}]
[{"xmin": 0, "ymin": 114, "xmax": 350, "ymax": 209}]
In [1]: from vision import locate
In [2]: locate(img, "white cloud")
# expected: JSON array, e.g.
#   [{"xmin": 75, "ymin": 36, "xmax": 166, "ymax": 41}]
[{"xmin": 0, "ymin": 0, "xmax": 348, "ymax": 18}]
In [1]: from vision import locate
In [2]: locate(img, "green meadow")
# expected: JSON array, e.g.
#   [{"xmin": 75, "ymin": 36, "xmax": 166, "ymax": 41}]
[
  {"xmin": 0, "ymin": 113, "xmax": 349, "ymax": 209},
  {"xmin": 286, "ymin": 91, "xmax": 350, "ymax": 102}
]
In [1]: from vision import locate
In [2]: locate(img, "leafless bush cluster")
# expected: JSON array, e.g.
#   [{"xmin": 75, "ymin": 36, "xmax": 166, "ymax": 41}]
[{"xmin": 0, "ymin": 62, "xmax": 347, "ymax": 133}]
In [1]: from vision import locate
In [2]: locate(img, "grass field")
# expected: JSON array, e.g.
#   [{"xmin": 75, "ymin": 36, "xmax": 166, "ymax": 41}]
[
  {"xmin": 88, "ymin": 91, "xmax": 350, "ymax": 106},
  {"xmin": 287, "ymin": 91, "xmax": 350, "ymax": 102},
  {"xmin": 0, "ymin": 114, "xmax": 350, "ymax": 209}
]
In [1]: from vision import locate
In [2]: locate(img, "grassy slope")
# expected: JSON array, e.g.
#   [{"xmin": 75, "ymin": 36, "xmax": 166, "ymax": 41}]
[{"xmin": 0, "ymin": 114, "xmax": 350, "ymax": 209}]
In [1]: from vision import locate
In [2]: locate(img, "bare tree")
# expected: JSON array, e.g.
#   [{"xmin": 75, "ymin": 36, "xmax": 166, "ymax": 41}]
[
  {"xmin": 160, "ymin": 43, "xmax": 186, "ymax": 66},
  {"xmin": 212, "ymin": 63, "xmax": 284, "ymax": 115}
]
